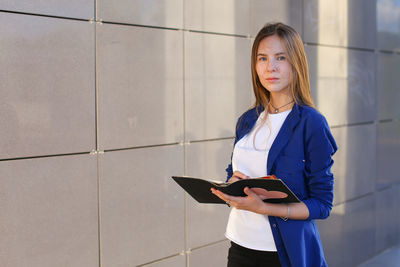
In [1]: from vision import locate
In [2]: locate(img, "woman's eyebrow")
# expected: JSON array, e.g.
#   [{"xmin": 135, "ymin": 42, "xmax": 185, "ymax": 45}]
[{"xmin": 257, "ymin": 52, "xmax": 286, "ymax": 56}]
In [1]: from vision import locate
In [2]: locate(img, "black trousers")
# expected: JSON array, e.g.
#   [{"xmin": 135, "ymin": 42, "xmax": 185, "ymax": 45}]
[{"xmin": 227, "ymin": 242, "xmax": 282, "ymax": 267}]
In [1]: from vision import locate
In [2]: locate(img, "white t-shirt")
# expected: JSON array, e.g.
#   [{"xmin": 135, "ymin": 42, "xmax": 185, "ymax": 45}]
[{"xmin": 225, "ymin": 109, "xmax": 291, "ymax": 251}]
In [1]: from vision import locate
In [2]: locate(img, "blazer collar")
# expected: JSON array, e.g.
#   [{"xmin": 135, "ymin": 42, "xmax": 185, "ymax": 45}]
[{"xmin": 267, "ymin": 103, "xmax": 301, "ymax": 174}]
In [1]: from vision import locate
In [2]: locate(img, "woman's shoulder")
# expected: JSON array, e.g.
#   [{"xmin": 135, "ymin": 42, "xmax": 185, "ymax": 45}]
[
  {"xmin": 234, "ymin": 105, "xmax": 264, "ymax": 138},
  {"xmin": 297, "ymin": 105, "xmax": 329, "ymax": 129},
  {"xmin": 297, "ymin": 104, "xmax": 338, "ymax": 152},
  {"xmin": 237, "ymin": 105, "xmax": 263, "ymax": 124}
]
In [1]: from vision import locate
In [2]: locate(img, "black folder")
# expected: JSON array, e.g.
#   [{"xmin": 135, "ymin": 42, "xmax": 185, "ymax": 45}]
[{"xmin": 172, "ymin": 176, "xmax": 300, "ymax": 204}]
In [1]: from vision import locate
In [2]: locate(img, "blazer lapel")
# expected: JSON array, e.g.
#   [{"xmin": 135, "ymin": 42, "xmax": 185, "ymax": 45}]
[{"xmin": 267, "ymin": 104, "xmax": 301, "ymax": 174}]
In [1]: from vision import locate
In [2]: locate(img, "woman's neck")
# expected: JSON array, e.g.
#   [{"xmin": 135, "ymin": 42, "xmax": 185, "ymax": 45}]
[{"xmin": 268, "ymin": 93, "xmax": 294, "ymax": 114}]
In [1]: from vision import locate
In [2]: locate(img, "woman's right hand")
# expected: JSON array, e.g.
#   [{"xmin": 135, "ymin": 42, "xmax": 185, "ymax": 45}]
[{"xmin": 228, "ymin": 171, "xmax": 249, "ymax": 183}]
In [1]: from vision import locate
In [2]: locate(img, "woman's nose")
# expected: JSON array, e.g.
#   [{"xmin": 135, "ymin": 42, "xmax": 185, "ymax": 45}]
[{"xmin": 267, "ymin": 60, "xmax": 277, "ymax": 72}]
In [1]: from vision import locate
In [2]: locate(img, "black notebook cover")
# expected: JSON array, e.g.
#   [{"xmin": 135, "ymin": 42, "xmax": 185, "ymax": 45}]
[{"xmin": 172, "ymin": 176, "xmax": 300, "ymax": 204}]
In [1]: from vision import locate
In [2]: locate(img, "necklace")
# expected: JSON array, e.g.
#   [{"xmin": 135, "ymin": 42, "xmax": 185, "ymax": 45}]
[{"xmin": 270, "ymin": 100, "xmax": 294, "ymax": 113}]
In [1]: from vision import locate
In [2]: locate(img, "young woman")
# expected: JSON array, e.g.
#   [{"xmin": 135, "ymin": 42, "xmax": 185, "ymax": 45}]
[{"xmin": 211, "ymin": 23, "xmax": 337, "ymax": 267}]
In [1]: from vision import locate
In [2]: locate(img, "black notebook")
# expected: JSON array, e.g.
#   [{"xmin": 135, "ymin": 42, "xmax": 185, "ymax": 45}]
[{"xmin": 172, "ymin": 175, "xmax": 300, "ymax": 204}]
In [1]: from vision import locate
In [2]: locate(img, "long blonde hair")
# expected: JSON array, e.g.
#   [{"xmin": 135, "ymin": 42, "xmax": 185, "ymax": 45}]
[
  {"xmin": 251, "ymin": 22, "xmax": 314, "ymax": 110},
  {"xmin": 248, "ymin": 23, "xmax": 314, "ymax": 149}
]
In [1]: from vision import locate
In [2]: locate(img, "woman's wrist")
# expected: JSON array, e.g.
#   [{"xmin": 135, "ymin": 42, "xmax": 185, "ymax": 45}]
[
  {"xmin": 281, "ymin": 204, "xmax": 290, "ymax": 221},
  {"xmin": 261, "ymin": 203, "xmax": 290, "ymax": 219}
]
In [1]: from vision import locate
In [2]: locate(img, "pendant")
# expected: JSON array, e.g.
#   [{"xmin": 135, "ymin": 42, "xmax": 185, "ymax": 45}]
[{"xmin": 274, "ymin": 109, "xmax": 279, "ymax": 113}]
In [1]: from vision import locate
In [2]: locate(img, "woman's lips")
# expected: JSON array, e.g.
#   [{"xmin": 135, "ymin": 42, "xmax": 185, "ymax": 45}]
[{"xmin": 266, "ymin": 78, "xmax": 279, "ymax": 82}]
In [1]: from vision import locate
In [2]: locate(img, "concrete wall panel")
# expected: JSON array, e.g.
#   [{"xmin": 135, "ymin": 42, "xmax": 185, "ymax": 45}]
[
  {"xmin": 0, "ymin": 0, "xmax": 93, "ymax": 19},
  {"xmin": 188, "ymin": 240, "xmax": 230, "ymax": 267},
  {"xmin": 331, "ymin": 124, "xmax": 376, "ymax": 204},
  {"xmin": 251, "ymin": 0, "xmax": 302, "ymax": 37},
  {"xmin": 377, "ymin": 0, "xmax": 400, "ymax": 52},
  {"xmin": 99, "ymin": 146, "xmax": 184, "ymax": 267},
  {"xmin": 304, "ymin": 0, "xmax": 376, "ymax": 49},
  {"xmin": 0, "ymin": 13, "xmax": 95, "ymax": 159},
  {"xmin": 0, "ymin": 154, "xmax": 98, "ymax": 267},
  {"xmin": 185, "ymin": 0, "xmax": 250, "ymax": 36},
  {"xmin": 306, "ymin": 45, "xmax": 376, "ymax": 126},
  {"xmin": 97, "ymin": 0, "xmax": 183, "ymax": 29},
  {"xmin": 377, "ymin": 52, "xmax": 400, "ymax": 120},
  {"xmin": 186, "ymin": 139, "xmax": 233, "ymax": 248},
  {"xmin": 318, "ymin": 194, "xmax": 376, "ymax": 267},
  {"xmin": 185, "ymin": 32, "xmax": 253, "ymax": 141},
  {"xmin": 377, "ymin": 121, "xmax": 400, "ymax": 189},
  {"xmin": 375, "ymin": 185, "xmax": 400, "ymax": 253},
  {"xmin": 97, "ymin": 24, "xmax": 183, "ymax": 150}
]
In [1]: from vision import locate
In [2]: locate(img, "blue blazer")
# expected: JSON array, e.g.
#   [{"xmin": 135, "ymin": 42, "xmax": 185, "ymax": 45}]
[{"xmin": 226, "ymin": 103, "xmax": 337, "ymax": 267}]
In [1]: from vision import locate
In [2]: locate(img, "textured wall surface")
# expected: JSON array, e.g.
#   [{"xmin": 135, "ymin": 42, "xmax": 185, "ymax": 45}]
[{"xmin": 0, "ymin": 1, "xmax": 399, "ymax": 267}]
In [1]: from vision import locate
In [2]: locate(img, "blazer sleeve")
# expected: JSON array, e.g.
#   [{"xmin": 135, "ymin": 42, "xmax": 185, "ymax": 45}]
[{"xmin": 302, "ymin": 115, "xmax": 338, "ymax": 220}]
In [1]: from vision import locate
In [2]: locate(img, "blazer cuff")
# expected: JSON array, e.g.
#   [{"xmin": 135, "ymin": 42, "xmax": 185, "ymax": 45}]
[{"xmin": 303, "ymin": 198, "xmax": 331, "ymax": 220}]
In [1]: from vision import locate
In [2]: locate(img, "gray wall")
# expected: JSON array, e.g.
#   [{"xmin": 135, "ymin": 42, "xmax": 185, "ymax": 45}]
[{"xmin": 0, "ymin": 1, "xmax": 399, "ymax": 267}]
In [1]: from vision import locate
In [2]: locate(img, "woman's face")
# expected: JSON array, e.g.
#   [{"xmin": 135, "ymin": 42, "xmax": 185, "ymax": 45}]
[{"xmin": 255, "ymin": 35, "xmax": 293, "ymax": 95}]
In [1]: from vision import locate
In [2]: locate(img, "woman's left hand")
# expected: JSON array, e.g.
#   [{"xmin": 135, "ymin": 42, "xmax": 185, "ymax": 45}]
[{"xmin": 211, "ymin": 187, "xmax": 268, "ymax": 214}]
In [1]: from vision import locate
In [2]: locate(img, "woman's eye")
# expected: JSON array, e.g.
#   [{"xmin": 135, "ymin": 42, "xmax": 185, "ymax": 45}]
[
  {"xmin": 277, "ymin": 56, "xmax": 286, "ymax": 61},
  {"xmin": 258, "ymin": 57, "xmax": 267, "ymax": 61}
]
